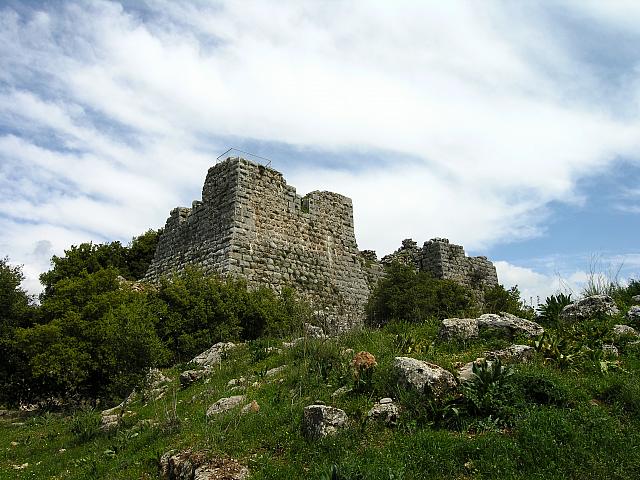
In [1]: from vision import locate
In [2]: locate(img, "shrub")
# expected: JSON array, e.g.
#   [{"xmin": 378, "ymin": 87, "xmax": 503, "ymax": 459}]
[
  {"xmin": 461, "ymin": 358, "xmax": 518, "ymax": 422},
  {"xmin": 0, "ymin": 258, "xmax": 35, "ymax": 404},
  {"xmin": 512, "ymin": 371, "xmax": 570, "ymax": 406},
  {"xmin": 537, "ymin": 293, "xmax": 572, "ymax": 328},
  {"xmin": 483, "ymin": 284, "xmax": 534, "ymax": 319},
  {"xmin": 366, "ymin": 262, "xmax": 475, "ymax": 326},
  {"xmin": 613, "ymin": 278, "xmax": 640, "ymax": 310},
  {"xmin": 38, "ymin": 230, "xmax": 161, "ymax": 299},
  {"xmin": 152, "ymin": 268, "xmax": 308, "ymax": 362},
  {"xmin": 6, "ymin": 269, "xmax": 169, "ymax": 404}
]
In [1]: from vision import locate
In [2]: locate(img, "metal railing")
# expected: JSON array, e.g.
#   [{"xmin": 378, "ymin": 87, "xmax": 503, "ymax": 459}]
[{"xmin": 216, "ymin": 148, "xmax": 273, "ymax": 168}]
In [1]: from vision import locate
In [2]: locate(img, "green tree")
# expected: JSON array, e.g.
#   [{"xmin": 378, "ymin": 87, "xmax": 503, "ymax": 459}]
[
  {"xmin": 0, "ymin": 257, "xmax": 32, "ymax": 330},
  {"xmin": 39, "ymin": 242, "xmax": 128, "ymax": 298},
  {"xmin": 0, "ymin": 258, "xmax": 35, "ymax": 405},
  {"xmin": 6, "ymin": 268, "xmax": 168, "ymax": 404},
  {"xmin": 366, "ymin": 262, "xmax": 475, "ymax": 326},
  {"xmin": 38, "ymin": 229, "xmax": 161, "ymax": 299},
  {"xmin": 483, "ymin": 284, "xmax": 535, "ymax": 319},
  {"xmin": 124, "ymin": 229, "xmax": 161, "ymax": 280}
]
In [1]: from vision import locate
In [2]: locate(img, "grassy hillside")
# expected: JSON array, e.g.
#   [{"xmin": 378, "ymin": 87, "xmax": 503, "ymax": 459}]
[{"xmin": 2, "ymin": 313, "xmax": 640, "ymax": 479}]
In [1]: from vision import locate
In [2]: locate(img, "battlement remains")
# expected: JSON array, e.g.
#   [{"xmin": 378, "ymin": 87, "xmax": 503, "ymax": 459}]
[{"xmin": 381, "ymin": 237, "xmax": 499, "ymax": 295}]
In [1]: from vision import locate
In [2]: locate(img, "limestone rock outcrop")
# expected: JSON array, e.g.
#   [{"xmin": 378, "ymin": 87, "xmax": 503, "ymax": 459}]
[
  {"xmin": 613, "ymin": 324, "xmax": 640, "ymax": 338},
  {"xmin": 627, "ymin": 306, "xmax": 640, "ymax": 326},
  {"xmin": 190, "ymin": 342, "xmax": 236, "ymax": 368},
  {"xmin": 206, "ymin": 395, "xmax": 246, "ymax": 417},
  {"xmin": 301, "ymin": 405, "xmax": 348, "ymax": 439},
  {"xmin": 367, "ymin": 398, "xmax": 399, "ymax": 426},
  {"xmin": 393, "ymin": 357, "xmax": 457, "ymax": 399},
  {"xmin": 439, "ymin": 313, "xmax": 543, "ymax": 340},
  {"xmin": 457, "ymin": 345, "xmax": 534, "ymax": 383},
  {"xmin": 560, "ymin": 295, "xmax": 619, "ymax": 324},
  {"xmin": 160, "ymin": 450, "xmax": 249, "ymax": 480}
]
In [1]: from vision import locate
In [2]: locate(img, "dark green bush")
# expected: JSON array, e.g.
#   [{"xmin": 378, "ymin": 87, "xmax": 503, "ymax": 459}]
[
  {"xmin": 512, "ymin": 371, "xmax": 570, "ymax": 406},
  {"xmin": 3, "ymin": 268, "xmax": 170, "ymax": 404},
  {"xmin": 39, "ymin": 230, "xmax": 160, "ymax": 299},
  {"xmin": 152, "ymin": 267, "xmax": 308, "ymax": 362},
  {"xmin": 483, "ymin": 284, "xmax": 534, "ymax": 319},
  {"xmin": 612, "ymin": 278, "xmax": 640, "ymax": 310},
  {"xmin": 0, "ymin": 258, "xmax": 35, "ymax": 404},
  {"xmin": 366, "ymin": 262, "xmax": 475, "ymax": 326}
]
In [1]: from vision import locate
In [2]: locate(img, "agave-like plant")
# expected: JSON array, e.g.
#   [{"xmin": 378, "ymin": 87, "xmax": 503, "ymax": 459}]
[{"xmin": 537, "ymin": 293, "xmax": 572, "ymax": 327}]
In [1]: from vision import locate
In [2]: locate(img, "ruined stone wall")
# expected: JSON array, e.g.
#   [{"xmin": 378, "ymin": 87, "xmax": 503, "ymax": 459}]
[
  {"xmin": 381, "ymin": 238, "xmax": 499, "ymax": 296},
  {"xmin": 418, "ymin": 238, "xmax": 498, "ymax": 291},
  {"xmin": 145, "ymin": 157, "xmax": 370, "ymax": 332},
  {"xmin": 144, "ymin": 161, "xmax": 239, "ymax": 279},
  {"xmin": 146, "ymin": 156, "xmax": 500, "ymax": 331}
]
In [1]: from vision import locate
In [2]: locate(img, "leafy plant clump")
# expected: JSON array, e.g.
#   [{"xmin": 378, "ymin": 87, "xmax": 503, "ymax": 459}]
[
  {"xmin": 537, "ymin": 293, "xmax": 572, "ymax": 328},
  {"xmin": 461, "ymin": 358, "xmax": 518, "ymax": 424},
  {"xmin": 366, "ymin": 262, "xmax": 476, "ymax": 326}
]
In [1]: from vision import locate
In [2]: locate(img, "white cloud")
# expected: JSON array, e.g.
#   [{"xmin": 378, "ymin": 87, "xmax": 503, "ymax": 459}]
[
  {"xmin": 496, "ymin": 251, "xmax": 640, "ymax": 305},
  {"xmin": 1, "ymin": 1, "xmax": 640, "ymax": 294},
  {"xmin": 494, "ymin": 260, "xmax": 584, "ymax": 304}
]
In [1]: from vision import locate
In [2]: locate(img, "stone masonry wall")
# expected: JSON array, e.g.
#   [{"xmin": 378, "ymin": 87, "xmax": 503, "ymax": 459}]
[
  {"xmin": 146, "ymin": 157, "xmax": 500, "ymax": 331},
  {"xmin": 145, "ymin": 157, "xmax": 370, "ymax": 332},
  {"xmin": 381, "ymin": 237, "xmax": 499, "ymax": 296}
]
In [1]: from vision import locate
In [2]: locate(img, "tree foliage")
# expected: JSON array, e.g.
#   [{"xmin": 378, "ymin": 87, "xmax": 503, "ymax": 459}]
[
  {"xmin": 151, "ymin": 267, "xmax": 308, "ymax": 363},
  {"xmin": 39, "ymin": 229, "xmax": 161, "ymax": 298},
  {"xmin": 366, "ymin": 262, "xmax": 476, "ymax": 326},
  {"xmin": 6, "ymin": 268, "xmax": 170, "ymax": 404},
  {"xmin": 0, "ymin": 258, "xmax": 35, "ymax": 405},
  {"xmin": 483, "ymin": 284, "xmax": 535, "ymax": 319},
  {"xmin": 0, "ymin": 257, "xmax": 33, "ymax": 330}
]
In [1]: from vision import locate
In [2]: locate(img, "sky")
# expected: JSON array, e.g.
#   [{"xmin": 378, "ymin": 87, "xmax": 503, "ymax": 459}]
[{"xmin": 1, "ymin": 0, "xmax": 639, "ymax": 302}]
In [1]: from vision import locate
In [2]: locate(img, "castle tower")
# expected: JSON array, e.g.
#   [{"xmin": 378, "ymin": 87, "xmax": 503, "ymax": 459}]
[{"xmin": 145, "ymin": 157, "xmax": 371, "ymax": 332}]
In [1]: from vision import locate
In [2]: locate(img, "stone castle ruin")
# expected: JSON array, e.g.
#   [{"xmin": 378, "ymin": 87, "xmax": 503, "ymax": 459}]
[
  {"xmin": 145, "ymin": 156, "xmax": 499, "ymax": 331},
  {"xmin": 380, "ymin": 238, "xmax": 499, "ymax": 293}
]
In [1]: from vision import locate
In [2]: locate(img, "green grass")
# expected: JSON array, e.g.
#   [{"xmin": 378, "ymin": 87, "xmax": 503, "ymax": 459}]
[{"xmin": 2, "ymin": 318, "xmax": 640, "ymax": 479}]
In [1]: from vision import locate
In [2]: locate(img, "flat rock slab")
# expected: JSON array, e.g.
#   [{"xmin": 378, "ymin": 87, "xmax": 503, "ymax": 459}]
[
  {"xmin": 265, "ymin": 365, "xmax": 287, "ymax": 377},
  {"xmin": 439, "ymin": 313, "xmax": 543, "ymax": 341},
  {"xmin": 477, "ymin": 313, "xmax": 544, "ymax": 338},
  {"xmin": 206, "ymin": 395, "xmax": 246, "ymax": 417},
  {"xmin": 560, "ymin": 295, "xmax": 619, "ymax": 324},
  {"xmin": 485, "ymin": 344, "xmax": 535, "ymax": 362},
  {"xmin": 301, "ymin": 405, "xmax": 348, "ymax": 439},
  {"xmin": 393, "ymin": 357, "xmax": 457, "ymax": 399}
]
